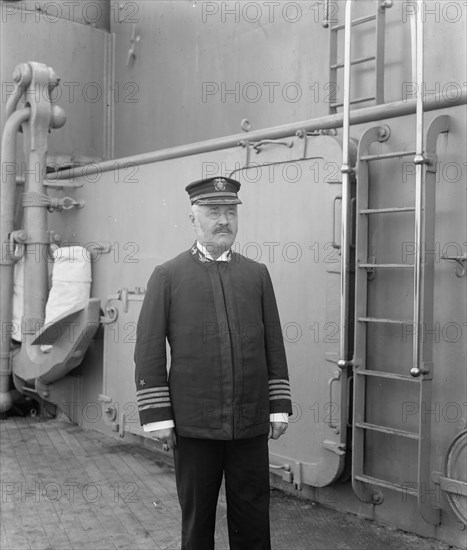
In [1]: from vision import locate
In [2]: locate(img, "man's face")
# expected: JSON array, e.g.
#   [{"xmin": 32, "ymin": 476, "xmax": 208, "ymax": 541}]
[{"xmin": 190, "ymin": 204, "xmax": 238, "ymax": 256}]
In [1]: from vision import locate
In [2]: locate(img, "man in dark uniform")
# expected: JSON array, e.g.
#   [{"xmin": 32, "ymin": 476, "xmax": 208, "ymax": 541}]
[{"xmin": 134, "ymin": 176, "xmax": 292, "ymax": 550}]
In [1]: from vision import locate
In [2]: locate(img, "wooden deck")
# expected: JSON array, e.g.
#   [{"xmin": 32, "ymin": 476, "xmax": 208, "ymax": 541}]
[
  {"xmin": 1, "ymin": 416, "xmax": 188, "ymax": 549},
  {"xmin": 1, "ymin": 416, "xmax": 451, "ymax": 550}
]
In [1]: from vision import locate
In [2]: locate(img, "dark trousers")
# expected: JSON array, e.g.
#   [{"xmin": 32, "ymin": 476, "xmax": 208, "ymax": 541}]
[{"xmin": 173, "ymin": 434, "xmax": 271, "ymax": 550}]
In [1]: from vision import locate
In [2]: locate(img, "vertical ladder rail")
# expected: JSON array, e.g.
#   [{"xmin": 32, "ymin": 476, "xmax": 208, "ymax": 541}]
[
  {"xmin": 328, "ymin": 1, "xmax": 393, "ymax": 114},
  {"xmin": 414, "ymin": 114, "xmax": 450, "ymax": 525},
  {"xmin": 411, "ymin": 15, "xmax": 442, "ymax": 524},
  {"xmin": 337, "ymin": 0, "xmax": 354, "ymax": 374},
  {"xmin": 375, "ymin": 2, "xmax": 392, "ymax": 104},
  {"xmin": 352, "ymin": 125, "xmax": 389, "ymax": 506}
]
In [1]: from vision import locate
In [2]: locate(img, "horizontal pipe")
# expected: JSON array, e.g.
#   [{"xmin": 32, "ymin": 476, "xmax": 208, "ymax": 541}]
[{"xmin": 49, "ymin": 88, "xmax": 467, "ymax": 180}]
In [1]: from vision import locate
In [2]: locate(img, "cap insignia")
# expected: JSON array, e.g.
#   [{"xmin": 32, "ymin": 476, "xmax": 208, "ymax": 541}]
[{"xmin": 213, "ymin": 178, "xmax": 227, "ymax": 192}]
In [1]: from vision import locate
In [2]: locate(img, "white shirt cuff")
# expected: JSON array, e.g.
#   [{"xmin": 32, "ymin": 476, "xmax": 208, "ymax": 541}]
[
  {"xmin": 270, "ymin": 412, "xmax": 289, "ymax": 423},
  {"xmin": 143, "ymin": 420, "xmax": 175, "ymax": 432},
  {"xmin": 143, "ymin": 415, "xmax": 287, "ymax": 431}
]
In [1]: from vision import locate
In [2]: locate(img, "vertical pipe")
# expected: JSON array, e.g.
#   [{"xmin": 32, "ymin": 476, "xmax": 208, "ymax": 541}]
[
  {"xmin": 21, "ymin": 131, "xmax": 50, "ymax": 340},
  {"xmin": 412, "ymin": 2, "xmax": 425, "ymax": 377},
  {"xmin": 375, "ymin": 1, "xmax": 392, "ymax": 104},
  {"xmin": 409, "ymin": 7, "xmax": 417, "ymax": 90},
  {"xmin": 5, "ymin": 64, "xmax": 32, "ymax": 120},
  {"xmin": 20, "ymin": 64, "xmax": 56, "ymax": 346},
  {"xmin": 0, "ymin": 108, "xmax": 30, "ymax": 413},
  {"xmin": 338, "ymin": 0, "xmax": 353, "ymax": 369}
]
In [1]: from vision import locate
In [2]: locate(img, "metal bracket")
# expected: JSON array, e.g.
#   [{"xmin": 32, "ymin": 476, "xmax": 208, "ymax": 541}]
[
  {"xmin": 9, "ymin": 230, "xmax": 27, "ymax": 261},
  {"xmin": 365, "ymin": 256, "xmax": 376, "ymax": 281},
  {"xmin": 101, "ymin": 287, "xmax": 146, "ymax": 324},
  {"xmin": 252, "ymin": 139, "xmax": 293, "ymax": 153},
  {"xmin": 269, "ymin": 462, "xmax": 293, "ymax": 483},
  {"xmin": 296, "ymin": 128, "xmax": 337, "ymax": 159},
  {"xmin": 238, "ymin": 140, "xmax": 252, "ymax": 167},
  {"xmin": 293, "ymin": 461, "xmax": 302, "ymax": 490},
  {"xmin": 120, "ymin": 287, "xmax": 145, "ymax": 312},
  {"xmin": 441, "ymin": 255, "xmax": 466, "ymax": 278},
  {"xmin": 47, "ymin": 196, "xmax": 85, "ymax": 212},
  {"xmin": 238, "ymin": 138, "xmax": 293, "ymax": 166},
  {"xmin": 322, "ymin": 440, "xmax": 346, "ymax": 456}
]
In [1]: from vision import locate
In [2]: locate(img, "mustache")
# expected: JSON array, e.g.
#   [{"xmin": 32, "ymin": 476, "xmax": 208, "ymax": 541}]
[{"xmin": 215, "ymin": 226, "xmax": 232, "ymax": 234}]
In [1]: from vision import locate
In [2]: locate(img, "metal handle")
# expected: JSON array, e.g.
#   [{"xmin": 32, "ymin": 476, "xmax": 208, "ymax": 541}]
[
  {"xmin": 331, "ymin": 196, "xmax": 342, "ymax": 249},
  {"xmin": 252, "ymin": 139, "xmax": 293, "ymax": 153},
  {"xmin": 350, "ymin": 197, "xmax": 356, "ymax": 248},
  {"xmin": 441, "ymin": 255, "xmax": 467, "ymax": 278},
  {"xmin": 328, "ymin": 370, "xmax": 341, "ymax": 432}
]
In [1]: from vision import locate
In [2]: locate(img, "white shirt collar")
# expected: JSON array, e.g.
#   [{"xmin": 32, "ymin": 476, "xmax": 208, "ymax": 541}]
[{"xmin": 197, "ymin": 241, "xmax": 231, "ymax": 262}]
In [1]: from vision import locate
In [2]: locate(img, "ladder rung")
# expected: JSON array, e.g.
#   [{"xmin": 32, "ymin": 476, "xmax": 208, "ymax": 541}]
[
  {"xmin": 331, "ymin": 14, "xmax": 377, "ymax": 32},
  {"xmin": 355, "ymin": 422, "xmax": 420, "ymax": 440},
  {"xmin": 331, "ymin": 96, "xmax": 375, "ymax": 108},
  {"xmin": 331, "ymin": 55, "xmax": 376, "ymax": 70},
  {"xmin": 360, "ymin": 150, "xmax": 417, "ymax": 161},
  {"xmin": 359, "ymin": 207, "xmax": 415, "ymax": 214},
  {"xmin": 358, "ymin": 263, "xmax": 414, "ymax": 269},
  {"xmin": 358, "ymin": 317, "xmax": 413, "ymax": 325},
  {"xmin": 354, "ymin": 474, "xmax": 419, "ymax": 496},
  {"xmin": 354, "ymin": 369, "xmax": 418, "ymax": 382}
]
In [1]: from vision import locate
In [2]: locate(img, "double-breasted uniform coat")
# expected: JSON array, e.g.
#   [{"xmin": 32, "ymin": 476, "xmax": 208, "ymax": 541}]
[{"xmin": 135, "ymin": 243, "xmax": 292, "ymax": 437}]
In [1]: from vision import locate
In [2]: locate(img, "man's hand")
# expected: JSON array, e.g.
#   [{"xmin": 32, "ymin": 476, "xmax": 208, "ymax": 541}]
[
  {"xmin": 152, "ymin": 427, "xmax": 176, "ymax": 450},
  {"xmin": 269, "ymin": 422, "xmax": 288, "ymax": 440}
]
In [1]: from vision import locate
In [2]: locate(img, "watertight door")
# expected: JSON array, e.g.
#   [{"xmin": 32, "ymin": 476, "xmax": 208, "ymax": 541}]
[
  {"xmin": 93, "ymin": 134, "xmax": 351, "ymax": 487},
  {"xmin": 233, "ymin": 135, "xmax": 350, "ymax": 487}
]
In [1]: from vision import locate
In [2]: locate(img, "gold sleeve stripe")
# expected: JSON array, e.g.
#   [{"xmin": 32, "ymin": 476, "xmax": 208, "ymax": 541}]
[
  {"xmin": 138, "ymin": 397, "xmax": 170, "ymax": 407},
  {"xmin": 138, "ymin": 402, "xmax": 172, "ymax": 411},
  {"xmin": 269, "ymin": 389, "xmax": 291, "ymax": 397},
  {"xmin": 136, "ymin": 386, "xmax": 169, "ymax": 396},
  {"xmin": 137, "ymin": 390, "xmax": 169, "ymax": 399}
]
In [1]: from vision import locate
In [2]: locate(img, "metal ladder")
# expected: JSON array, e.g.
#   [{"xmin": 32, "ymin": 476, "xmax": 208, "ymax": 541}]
[
  {"xmin": 325, "ymin": 0, "xmax": 393, "ymax": 113},
  {"xmin": 349, "ymin": 1, "xmax": 450, "ymax": 523},
  {"xmin": 352, "ymin": 115, "xmax": 449, "ymax": 525}
]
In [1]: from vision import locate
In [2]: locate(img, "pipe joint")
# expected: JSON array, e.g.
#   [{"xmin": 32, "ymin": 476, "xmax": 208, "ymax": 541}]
[
  {"xmin": 340, "ymin": 164, "xmax": 354, "ymax": 175},
  {"xmin": 413, "ymin": 154, "xmax": 428, "ymax": 165},
  {"xmin": 337, "ymin": 359, "xmax": 353, "ymax": 369}
]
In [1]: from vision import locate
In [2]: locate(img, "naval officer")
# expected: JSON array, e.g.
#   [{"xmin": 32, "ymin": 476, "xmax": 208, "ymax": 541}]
[{"xmin": 134, "ymin": 176, "xmax": 292, "ymax": 550}]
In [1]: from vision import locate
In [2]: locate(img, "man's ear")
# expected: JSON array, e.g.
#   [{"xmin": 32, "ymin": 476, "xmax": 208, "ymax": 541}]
[{"xmin": 189, "ymin": 212, "xmax": 196, "ymax": 228}]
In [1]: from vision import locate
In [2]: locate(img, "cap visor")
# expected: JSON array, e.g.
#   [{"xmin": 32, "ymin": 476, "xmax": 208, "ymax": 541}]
[{"xmin": 194, "ymin": 197, "xmax": 242, "ymax": 205}]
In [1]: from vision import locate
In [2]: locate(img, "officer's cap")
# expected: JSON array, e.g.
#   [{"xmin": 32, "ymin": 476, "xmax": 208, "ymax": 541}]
[{"xmin": 186, "ymin": 177, "xmax": 242, "ymax": 205}]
